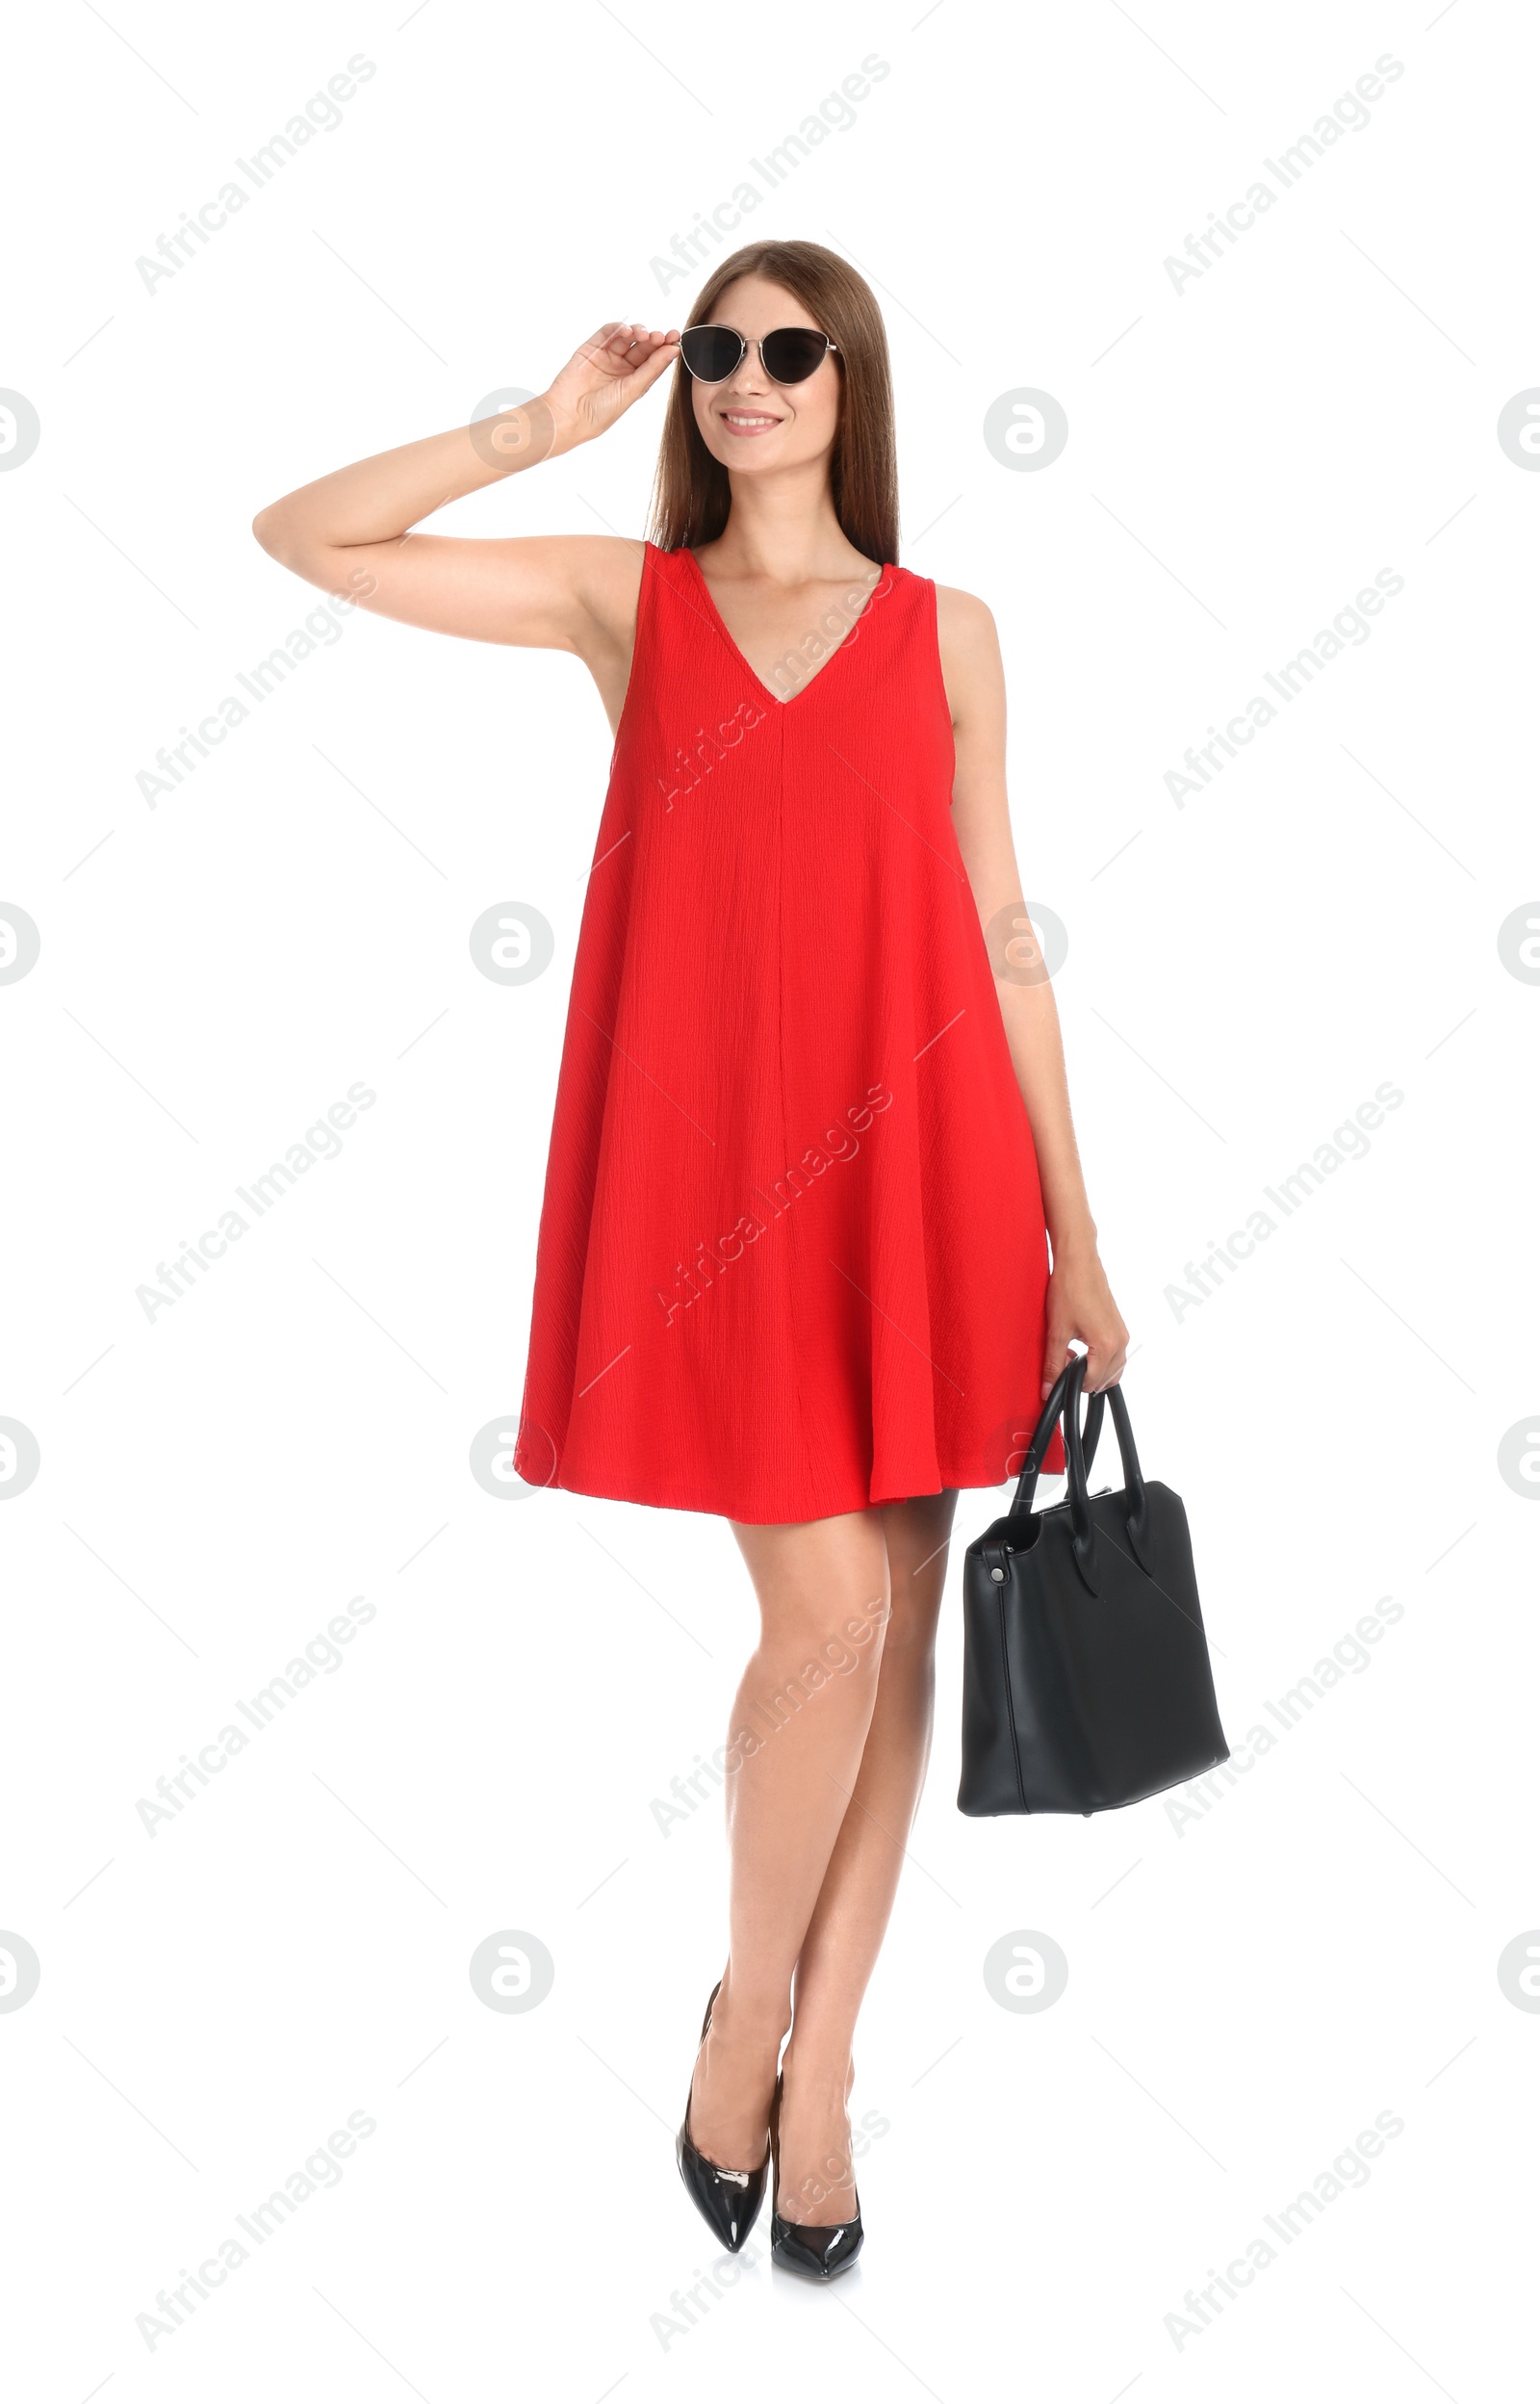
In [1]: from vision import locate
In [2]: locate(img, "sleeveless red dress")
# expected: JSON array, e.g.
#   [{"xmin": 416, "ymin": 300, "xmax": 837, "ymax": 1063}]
[{"xmin": 512, "ymin": 542, "xmax": 1065, "ymax": 1522}]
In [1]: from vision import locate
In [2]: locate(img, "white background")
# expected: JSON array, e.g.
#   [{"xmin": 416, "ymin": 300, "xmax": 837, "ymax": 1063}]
[{"xmin": 3, "ymin": 1, "xmax": 1535, "ymax": 2396}]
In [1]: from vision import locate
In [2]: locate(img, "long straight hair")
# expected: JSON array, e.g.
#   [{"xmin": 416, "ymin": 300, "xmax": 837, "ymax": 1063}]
[{"xmin": 646, "ymin": 239, "xmax": 899, "ymax": 568}]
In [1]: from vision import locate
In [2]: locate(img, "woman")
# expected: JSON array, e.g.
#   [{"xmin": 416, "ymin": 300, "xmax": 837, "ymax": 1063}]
[{"xmin": 253, "ymin": 239, "xmax": 1128, "ymax": 2279}]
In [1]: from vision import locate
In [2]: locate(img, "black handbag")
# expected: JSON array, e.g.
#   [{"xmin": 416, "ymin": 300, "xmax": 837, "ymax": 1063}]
[{"xmin": 958, "ymin": 1354, "xmax": 1228, "ymax": 1816}]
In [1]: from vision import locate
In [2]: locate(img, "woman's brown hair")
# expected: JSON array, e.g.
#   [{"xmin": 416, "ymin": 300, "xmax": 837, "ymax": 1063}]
[{"xmin": 646, "ymin": 239, "xmax": 898, "ymax": 567}]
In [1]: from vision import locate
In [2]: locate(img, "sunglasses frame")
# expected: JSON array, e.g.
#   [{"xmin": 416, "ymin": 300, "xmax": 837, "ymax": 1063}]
[{"xmin": 680, "ymin": 323, "xmax": 840, "ymax": 387}]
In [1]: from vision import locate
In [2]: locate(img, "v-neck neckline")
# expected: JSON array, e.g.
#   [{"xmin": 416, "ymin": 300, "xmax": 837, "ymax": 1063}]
[{"xmin": 680, "ymin": 548, "xmax": 891, "ymax": 710}]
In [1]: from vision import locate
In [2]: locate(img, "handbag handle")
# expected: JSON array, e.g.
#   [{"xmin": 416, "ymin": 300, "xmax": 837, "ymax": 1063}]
[
  {"xmin": 1099, "ymin": 1382, "xmax": 1155, "ymax": 1572},
  {"xmin": 1002, "ymin": 1376, "xmax": 1104, "ymax": 1494},
  {"xmin": 1008, "ymin": 1353, "xmax": 1089, "ymax": 1519},
  {"xmin": 1008, "ymin": 1355, "xmax": 1096, "ymax": 1590},
  {"xmin": 1008, "ymin": 1356, "xmax": 1155, "ymax": 1587}
]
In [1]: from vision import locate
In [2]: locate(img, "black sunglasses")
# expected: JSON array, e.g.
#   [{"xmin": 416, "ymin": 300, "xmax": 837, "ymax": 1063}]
[{"xmin": 679, "ymin": 323, "xmax": 839, "ymax": 387}]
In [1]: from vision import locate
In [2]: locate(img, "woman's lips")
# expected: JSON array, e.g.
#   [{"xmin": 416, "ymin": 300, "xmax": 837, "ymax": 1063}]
[{"xmin": 718, "ymin": 409, "xmax": 783, "ymax": 436}]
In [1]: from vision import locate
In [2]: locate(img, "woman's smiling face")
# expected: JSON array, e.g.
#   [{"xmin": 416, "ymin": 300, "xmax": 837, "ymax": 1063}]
[{"xmin": 688, "ymin": 275, "xmax": 842, "ymax": 476}]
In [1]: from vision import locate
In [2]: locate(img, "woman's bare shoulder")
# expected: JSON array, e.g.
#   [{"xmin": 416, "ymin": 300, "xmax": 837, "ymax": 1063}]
[
  {"xmin": 932, "ymin": 582, "xmax": 1000, "ymax": 651},
  {"xmin": 931, "ymin": 582, "xmax": 1005, "ymax": 728}
]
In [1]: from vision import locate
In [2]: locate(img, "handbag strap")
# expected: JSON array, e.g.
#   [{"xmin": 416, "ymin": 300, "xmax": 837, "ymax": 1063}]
[
  {"xmin": 1103, "ymin": 1381, "xmax": 1155, "ymax": 1569},
  {"xmin": 1008, "ymin": 1354, "xmax": 1091, "ymax": 1520},
  {"xmin": 1007, "ymin": 1356, "xmax": 1156, "ymax": 1582},
  {"xmin": 1007, "ymin": 1357, "xmax": 1096, "ymax": 1588}
]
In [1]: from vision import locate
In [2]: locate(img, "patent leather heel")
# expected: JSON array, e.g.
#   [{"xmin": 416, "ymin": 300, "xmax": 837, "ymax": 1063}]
[
  {"xmin": 768, "ymin": 2068, "xmax": 865, "ymax": 2280},
  {"xmin": 675, "ymin": 1978, "xmax": 770, "ymax": 2252}
]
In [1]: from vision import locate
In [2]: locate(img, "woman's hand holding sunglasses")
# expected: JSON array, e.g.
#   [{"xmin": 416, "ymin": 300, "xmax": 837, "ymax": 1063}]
[{"xmin": 542, "ymin": 322, "xmax": 681, "ymax": 453}]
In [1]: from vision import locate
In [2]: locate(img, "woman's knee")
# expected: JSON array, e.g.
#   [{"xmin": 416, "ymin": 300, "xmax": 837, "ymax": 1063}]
[
  {"xmin": 761, "ymin": 1572, "xmax": 891, "ymax": 1678},
  {"xmin": 735, "ymin": 1511, "xmax": 892, "ymax": 1673}
]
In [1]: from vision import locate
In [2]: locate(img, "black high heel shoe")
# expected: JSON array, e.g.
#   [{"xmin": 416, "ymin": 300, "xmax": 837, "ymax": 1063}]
[
  {"xmin": 768, "ymin": 2067, "xmax": 865, "ymax": 2280},
  {"xmin": 675, "ymin": 1978, "xmax": 771, "ymax": 2252}
]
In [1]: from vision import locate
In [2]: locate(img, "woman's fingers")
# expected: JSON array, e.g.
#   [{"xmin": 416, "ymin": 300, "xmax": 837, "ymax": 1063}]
[
  {"xmin": 545, "ymin": 323, "xmax": 681, "ymax": 447},
  {"xmin": 604, "ymin": 323, "xmax": 678, "ymax": 365},
  {"xmin": 589, "ymin": 325, "xmax": 681, "ymax": 405},
  {"xmin": 577, "ymin": 322, "xmax": 630, "ymax": 367},
  {"xmin": 1083, "ymin": 1325, "xmax": 1130, "ymax": 1393},
  {"xmin": 618, "ymin": 332, "xmax": 680, "ymax": 388},
  {"xmin": 1042, "ymin": 1248, "xmax": 1131, "ymax": 1398},
  {"xmin": 569, "ymin": 323, "xmax": 673, "ymax": 383},
  {"xmin": 1044, "ymin": 1323, "xmax": 1128, "ymax": 1399}
]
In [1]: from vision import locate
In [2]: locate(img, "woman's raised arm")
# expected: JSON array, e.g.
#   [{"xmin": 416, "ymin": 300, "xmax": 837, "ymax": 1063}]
[{"xmin": 250, "ymin": 321, "xmax": 680, "ymax": 664}]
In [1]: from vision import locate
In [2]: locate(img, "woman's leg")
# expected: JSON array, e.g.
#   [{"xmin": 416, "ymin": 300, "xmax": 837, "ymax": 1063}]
[
  {"xmin": 773, "ymin": 1488, "xmax": 958, "ymax": 2223},
  {"xmin": 681, "ymin": 1505, "xmax": 893, "ymax": 2177}
]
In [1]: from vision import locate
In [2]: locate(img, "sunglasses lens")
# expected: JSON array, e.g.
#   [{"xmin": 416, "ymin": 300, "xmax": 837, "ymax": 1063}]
[
  {"xmin": 760, "ymin": 328, "xmax": 831, "ymax": 384},
  {"xmin": 680, "ymin": 324, "xmax": 743, "ymax": 381}
]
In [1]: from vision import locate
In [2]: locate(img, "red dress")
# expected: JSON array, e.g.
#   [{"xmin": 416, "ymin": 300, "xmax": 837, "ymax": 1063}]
[{"xmin": 513, "ymin": 542, "xmax": 1065, "ymax": 1522}]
